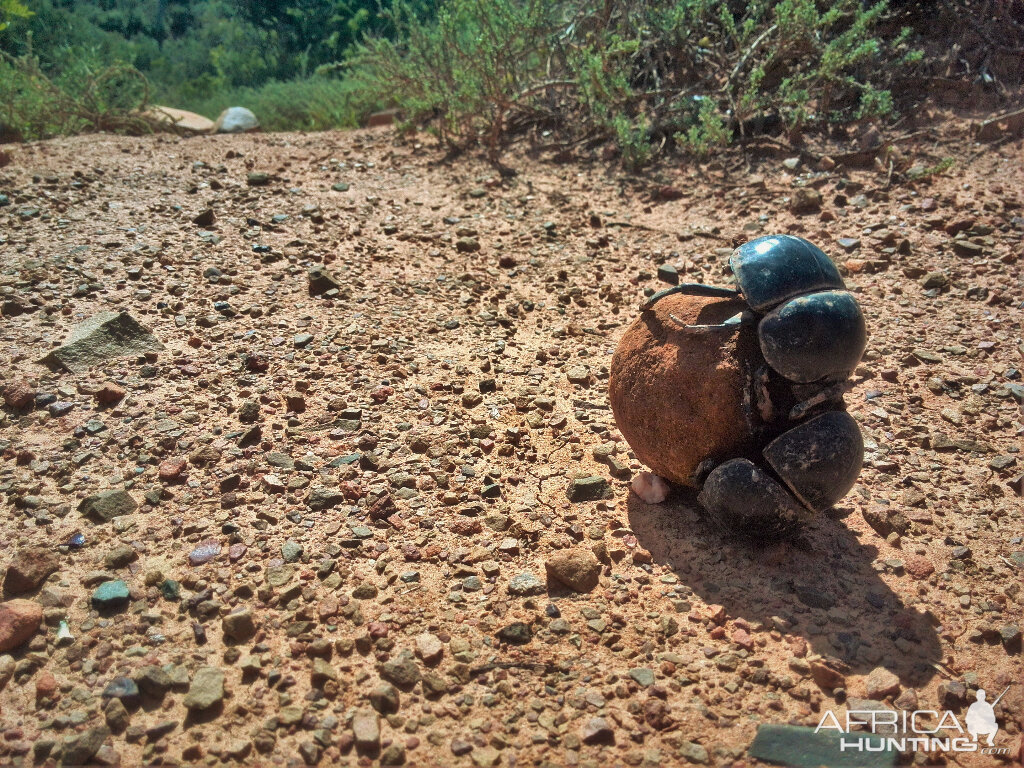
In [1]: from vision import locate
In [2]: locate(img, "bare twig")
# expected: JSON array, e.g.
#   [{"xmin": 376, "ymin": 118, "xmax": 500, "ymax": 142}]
[{"xmin": 724, "ymin": 24, "xmax": 777, "ymax": 92}]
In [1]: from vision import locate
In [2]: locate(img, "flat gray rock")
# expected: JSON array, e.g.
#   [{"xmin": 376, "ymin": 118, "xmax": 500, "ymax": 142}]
[
  {"xmin": 61, "ymin": 725, "xmax": 111, "ymax": 765},
  {"xmin": 79, "ymin": 489, "xmax": 138, "ymax": 522},
  {"xmin": 183, "ymin": 666, "xmax": 224, "ymax": 710},
  {"xmin": 41, "ymin": 311, "xmax": 163, "ymax": 373},
  {"xmin": 748, "ymin": 724, "xmax": 896, "ymax": 768}
]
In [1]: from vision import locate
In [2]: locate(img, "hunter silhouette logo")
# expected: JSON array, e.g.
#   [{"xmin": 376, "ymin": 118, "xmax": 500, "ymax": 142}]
[
  {"xmin": 966, "ymin": 688, "xmax": 1001, "ymax": 746},
  {"xmin": 815, "ymin": 684, "xmax": 1012, "ymax": 756}
]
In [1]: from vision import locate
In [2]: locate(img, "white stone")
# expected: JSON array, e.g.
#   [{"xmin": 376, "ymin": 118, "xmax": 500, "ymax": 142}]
[
  {"xmin": 631, "ymin": 471, "xmax": 670, "ymax": 504},
  {"xmin": 215, "ymin": 107, "xmax": 259, "ymax": 134}
]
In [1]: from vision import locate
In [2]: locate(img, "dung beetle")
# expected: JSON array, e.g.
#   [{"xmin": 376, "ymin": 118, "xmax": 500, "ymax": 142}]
[{"xmin": 641, "ymin": 234, "xmax": 866, "ymax": 538}]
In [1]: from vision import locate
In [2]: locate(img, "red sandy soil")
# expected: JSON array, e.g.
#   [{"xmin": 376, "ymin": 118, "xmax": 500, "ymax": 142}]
[{"xmin": 0, "ymin": 118, "xmax": 1021, "ymax": 767}]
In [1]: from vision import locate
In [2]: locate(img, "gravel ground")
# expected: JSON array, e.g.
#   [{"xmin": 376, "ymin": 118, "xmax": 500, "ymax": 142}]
[{"xmin": 0, "ymin": 126, "xmax": 1021, "ymax": 767}]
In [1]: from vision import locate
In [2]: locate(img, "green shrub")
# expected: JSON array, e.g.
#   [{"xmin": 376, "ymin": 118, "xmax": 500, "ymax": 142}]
[
  {"xmin": 348, "ymin": 0, "xmax": 557, "ymax": 155},
  {"xmin": 0, "ymin": 0, "xmax": 30, "ymax": 32},
  {"xmin": 348, "ymin": 0, "xmax": 923, "ymax": 164},
  {"xmin": 0, "ymin": 43, "xmax": 150, "ymax": 140},
  {"xmin": 679, "ymin": 97, "xmax": 730, "ymax": 157}
]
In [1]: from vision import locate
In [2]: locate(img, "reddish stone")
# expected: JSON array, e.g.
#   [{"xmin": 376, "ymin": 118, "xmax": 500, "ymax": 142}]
[
  {"xmin": 731, "ymin": 629, "xmax": 754, "ymax": 650},
  {"xmin": 4, "ymin": 547, "xmax": 60, "ymax": 595},
  {"xmin": 158, "ymin": 457, "xmax": 187, "ymax": 482},
  {"xmin": 450, "ymin": 518, "xmax": 482, "ymax": 536},
  {"xmin": 865, "ymin": 666, "xmax": 901, "ymax": 699},
  {"xmin": 368, "ymin": 493, "xmax": 397, "ymax": 520},
  {"xmin": 642, "ymin": 697, "xmax": 673, "ymax": 729},
  {"xmin": 94, "ymin": 382, "xmax": 126, "ymax": 405},
  {"xmin": 2, "ymin": 381, "xmax": 34, "ymax": 409},
  {"xmin": 370, "ymin": 385, "xmax": 394, "ymax": 403},
  {"xmin": 0, "ymin": 599, "xmax": 43, "ymax": 652},
  {"xmin": 944, "ymin": 217, "xmax": 975, "ymax": 235},
  {"xmin": 905, "ymin": 555, "xmax": 935, "ymax": 579},
  {"xmin": 545, "ymin": 548, "xmax": 601, "ymax": 593},
  {"xmin": 631, "ymin": 549, "xmax": 653, "ymax": 564},
  {"xmin": 337, "ymin": 732, "xmax": 354, "ymax": 753},
  {"xmin": 245, "ymin": 353, "xmax": 269, "ymax": 372},
  {"xmin": 319, "ymin": 598, "xmax": 339, "ymax": 620},
  {"xmin": 366, "ymin": 109, "xmax": 400, "ymax": 128},
  {"xmin": 788, "ymin": 636, "xmax": 808, "ymax": 657},
  {"xmin": 810, "ymin": 661, "xmax": 846, "ymax": 690},
  {"xmin": 339, "ymin": 482, "xmax": 364, "ymax": 500},
  {"xmin": 35, "ymin": 671, "xmax": 57, "ymax": 703}
]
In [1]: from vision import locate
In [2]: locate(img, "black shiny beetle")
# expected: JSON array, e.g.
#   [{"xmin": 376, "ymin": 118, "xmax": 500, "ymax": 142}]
[{"xmin": 641, "ymin": 235, "xmax": 867, "ymax": 539}]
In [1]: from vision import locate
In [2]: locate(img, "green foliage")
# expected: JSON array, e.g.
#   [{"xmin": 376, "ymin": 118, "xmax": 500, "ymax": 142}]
[
  {"xmin": 0, "ymin": 0, "xmax": 30, "ymax": 32},
  {"xmin": 0, "ymin": 0, "xmax": 932, "ymax": 158},
  {"xmin": 0, "ymin": 44, "xmax": 150, "ymax": 140},
  {"xmin": 678, "ymin": 98, "xmax": 730, "ymax": 157},
  {"xmin": 0, "ymin": 0, "xmax": 393, "ymax": 136},
  {"xmin": 906, "ymin": 156, "xmax": 954, "ymax": 181},
  {"xmin": 349, "ymin": 0, "xmax": 924, "ymax": 163},
  {"xmin": 613, "ymin": 114, "xmax": 652, "ymax": 170},
  {"xmin": 231, "ymin": 0, "xmax": 401, "ymax": 79},
  {"xmin": 348, "ymin": 0, "xmax": 555, "ymax": 154}
]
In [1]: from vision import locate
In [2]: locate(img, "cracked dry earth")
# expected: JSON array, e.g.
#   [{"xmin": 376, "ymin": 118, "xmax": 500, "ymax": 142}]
[{"xmin": 0, "ymin": 126, "xmax": 1021, "ymax": 768}]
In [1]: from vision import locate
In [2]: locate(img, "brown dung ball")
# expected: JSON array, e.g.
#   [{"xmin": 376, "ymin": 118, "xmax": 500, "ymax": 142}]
[{"xmin": 609, "ymin": 292, "xmax": 760, "ymax": 486}]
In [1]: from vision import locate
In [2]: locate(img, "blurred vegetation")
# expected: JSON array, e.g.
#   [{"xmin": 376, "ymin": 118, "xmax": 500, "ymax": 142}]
[
  {"xmin": 0, "ymin": 0, "xmax": 404, "ymax": 138},
  {"xmin": 0, "ymin": 0, "xmax": 1021, "ymax": 164},
  {"xmin": 350, "ymin": 0, "xmax": 928, "ymax": 167},
  {"xmin": 0, "ymin": 47, "xmax": 150, "ymax": 139}
]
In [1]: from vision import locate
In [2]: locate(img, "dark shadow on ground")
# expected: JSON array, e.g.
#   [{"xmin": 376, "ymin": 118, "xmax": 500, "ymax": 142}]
[{"xmin": 627, "ymin": 488, "xmax": 940, "ymax": 689}]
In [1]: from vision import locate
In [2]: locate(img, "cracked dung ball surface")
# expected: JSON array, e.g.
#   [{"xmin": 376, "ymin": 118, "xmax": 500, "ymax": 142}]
[{"xmin": 609, "ymin": 292, "xmax": 760, "ymax": 486}]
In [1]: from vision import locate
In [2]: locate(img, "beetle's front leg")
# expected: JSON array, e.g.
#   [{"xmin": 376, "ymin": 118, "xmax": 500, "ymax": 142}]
[{"xmin": 640, "ymin": 282, "xmax": 741, "ymax": 312}]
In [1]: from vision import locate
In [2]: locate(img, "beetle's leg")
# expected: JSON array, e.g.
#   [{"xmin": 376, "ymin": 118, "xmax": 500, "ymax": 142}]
[
  {"xmin": 691, "ymin": 457, "xmax": 719, "ymax": 487},
  {"xmin": 740, "ymin": 357, "xmax": 761, "ymax": 440},
  {"xmin": 788, "ymin": 381, "xmax": 852, "ymax": 421},
  {"xmin": 666, "ymin": 308, "xmax": 756, "ymax": 332},
  {"xmin": 640, "ymin": 283, "xmax": 741, "ymax": 312},
  {"xmin": 754, "ymin": 365, "xmax": 775, "ymax": 423}
]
